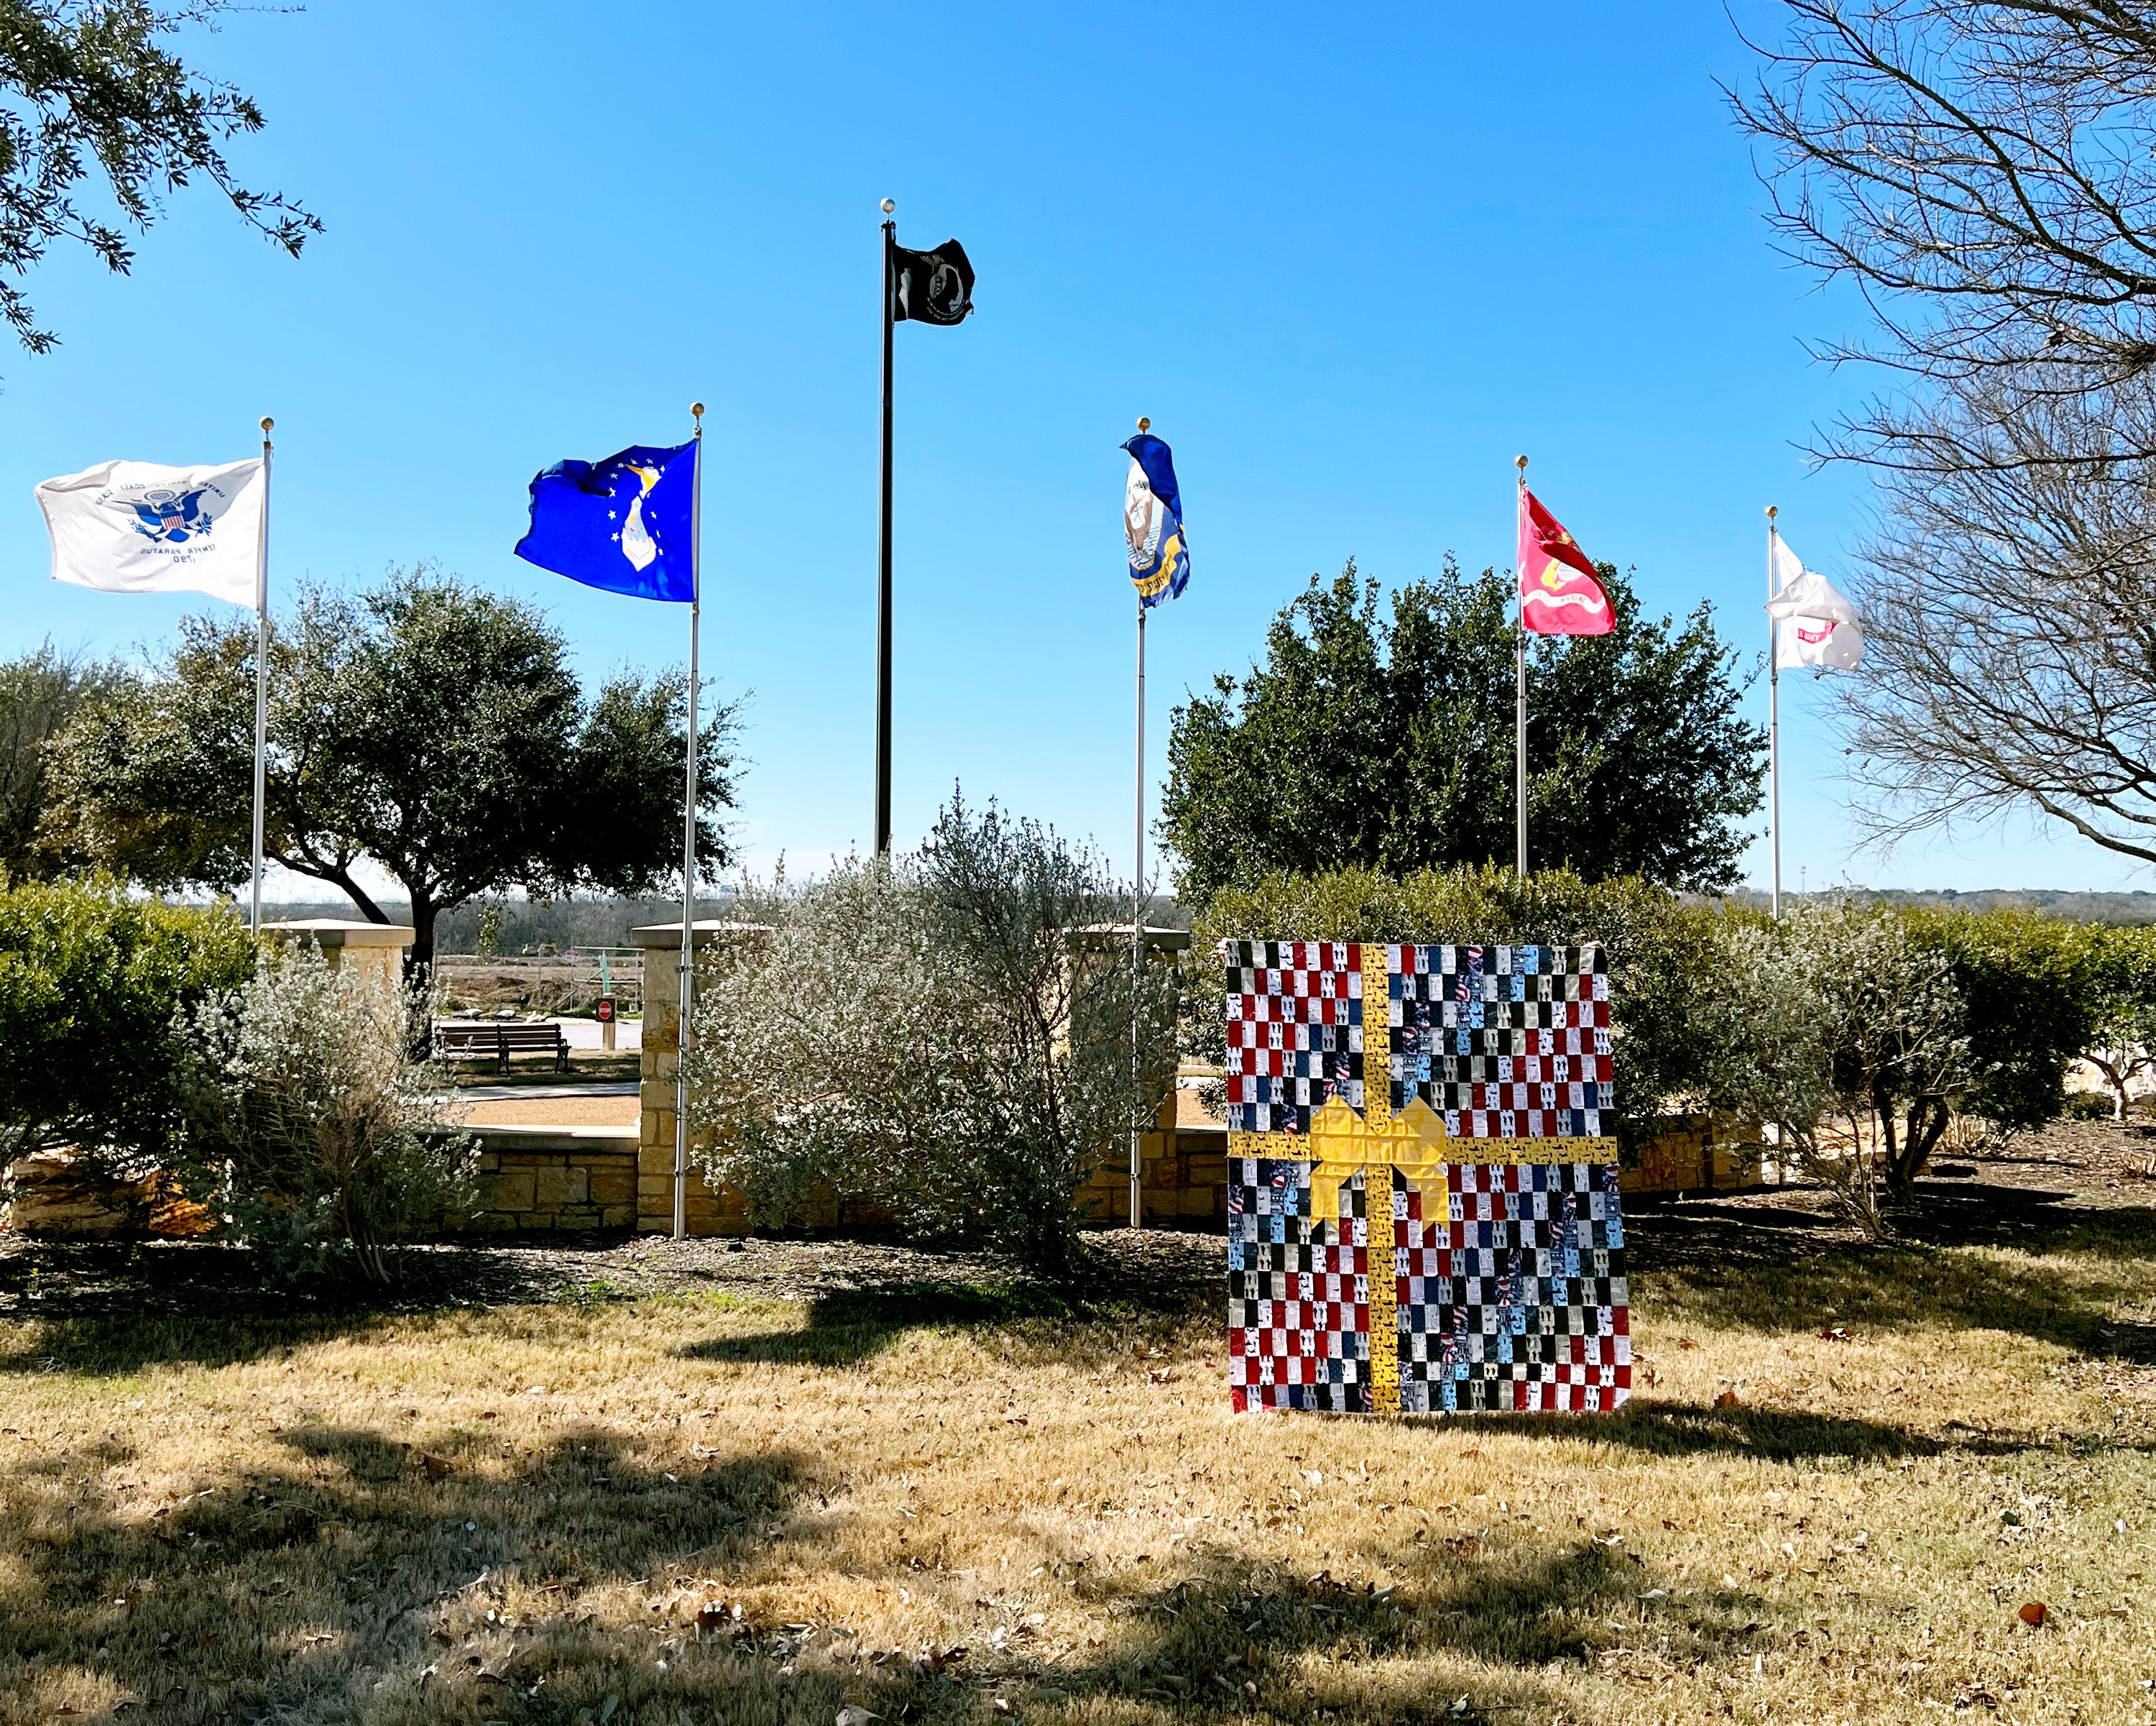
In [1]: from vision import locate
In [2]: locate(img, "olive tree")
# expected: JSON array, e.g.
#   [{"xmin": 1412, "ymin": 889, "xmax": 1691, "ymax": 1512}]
[
  {"xmin": 686, "ymin": 797, "xmax": 1177, "ymax": 1277},
  {"xmin": 2084, "ymin": 924, "xmax": 2156, "ymax": 1119},
  {"xmin": 1703, "ymin": 899, "xmax": 1978, "ymax": 1233},
  {"xmin": 172, "ymin": 940, "xmax": 472, "ymax": 1285}
]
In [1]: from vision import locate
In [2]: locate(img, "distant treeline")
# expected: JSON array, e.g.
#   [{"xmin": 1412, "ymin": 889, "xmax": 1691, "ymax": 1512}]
[
  {"xmin": 229, "ymin": 885, "xmax": 2156, "ymax": 945},
  {"xmin": 1714, "ymin": 888, "xmax": 2156, "ymax": 927},
  {"xmin": 252, "ymin": 896, "xmax": 746, "ymax": 954},
  {"xmin": 245, "ymin": 893, "xmax": 1194, "ymax": 953}
]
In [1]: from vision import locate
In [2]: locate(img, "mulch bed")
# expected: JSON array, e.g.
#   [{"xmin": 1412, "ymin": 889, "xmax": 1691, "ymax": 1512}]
[{"xmin": 5, "ymin": 1119, "xmax": 2152, "ymax": 1326}]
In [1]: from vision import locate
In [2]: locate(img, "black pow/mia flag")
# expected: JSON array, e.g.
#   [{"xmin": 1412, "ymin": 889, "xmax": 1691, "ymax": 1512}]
[{"xmin": 892, "ymin": 239, "xmax": 975, "ymax": 325}]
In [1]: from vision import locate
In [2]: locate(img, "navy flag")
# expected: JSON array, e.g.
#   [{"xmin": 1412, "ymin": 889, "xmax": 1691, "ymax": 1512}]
[
  {"xmin": 515, "ymin": 440, "xmax": 696, "ymax": 602},
  {"xmin": 1122, "ymin": 432, "xmax": 1189, "ymax": 606},
  {"xmin": 893, "ymin": 239, "xmax": 975, "ymax": 325}
]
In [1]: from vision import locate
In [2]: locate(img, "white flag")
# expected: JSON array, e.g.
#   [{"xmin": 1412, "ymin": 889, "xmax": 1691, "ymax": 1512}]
[
  {"xmin": 1766, "ymin": 538, "xmax": 1863, "ymax": 670},
  {"xmin": 37, "ymin": 458, "xmax": 266, "ymax": 609}
]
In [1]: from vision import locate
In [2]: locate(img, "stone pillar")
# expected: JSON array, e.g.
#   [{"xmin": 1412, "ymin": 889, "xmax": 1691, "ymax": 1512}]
[
  {"xmin": 628, "ymin": 921, "xmax": 769, "ymax": 1236},
  {"xmin": 259, "ymin": 919, "xmax": 415, "ymax": 988}
]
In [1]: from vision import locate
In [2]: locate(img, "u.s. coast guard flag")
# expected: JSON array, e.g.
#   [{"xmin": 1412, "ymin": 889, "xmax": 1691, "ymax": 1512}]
[
  {"xmin": 1767, "ymin": 538, "xmax": 1864, "ymax": 670},
  {"xmin": 37, "ymin": 458, "xmax": 266, "ymax": 608},
  {"xmin": 515, "ymin": 440, "xmax": 696, "ymax": 602},
  {"xmin": 1122, "ymin": 432, "xmax": 1189, "ymax": 605}
]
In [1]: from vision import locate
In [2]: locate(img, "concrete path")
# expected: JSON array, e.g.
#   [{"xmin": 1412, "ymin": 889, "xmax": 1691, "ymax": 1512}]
[{"xmin": 455, "ymin": 1081, "xmax": 640, "ymax": 1101}]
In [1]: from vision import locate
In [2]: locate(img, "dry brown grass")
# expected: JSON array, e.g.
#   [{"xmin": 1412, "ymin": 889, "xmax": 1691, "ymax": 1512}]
[{"xmin": 4, "ymin": 1201, "xmax": 2155, "ymax": 1725}]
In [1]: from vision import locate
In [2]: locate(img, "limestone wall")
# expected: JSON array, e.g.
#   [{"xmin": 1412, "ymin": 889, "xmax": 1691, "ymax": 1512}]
[{"xmin": 459, "ymin": 1126, "xmax": 640, "ymax": 1233}]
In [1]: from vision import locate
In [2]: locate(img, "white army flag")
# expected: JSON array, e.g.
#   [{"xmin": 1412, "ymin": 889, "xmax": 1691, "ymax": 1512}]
[
  {"xmin": 37, "ymin": 457, "xmax": 266, "ymax": 609},
  {"xmin": 1766, "ymin": 537, "xmax": 1863, "ymax": 670}
]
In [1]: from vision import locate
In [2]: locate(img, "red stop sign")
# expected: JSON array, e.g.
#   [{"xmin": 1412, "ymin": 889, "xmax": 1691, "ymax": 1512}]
[{"xmin": 595, "ymin": 996, "xmax": 615, "ymax": 1022}]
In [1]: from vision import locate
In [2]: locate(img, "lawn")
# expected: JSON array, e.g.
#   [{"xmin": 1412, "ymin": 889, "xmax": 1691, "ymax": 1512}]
[{"xmin": 2, "ymin": 1132, "xmax": 2153, "ymax": 1726}]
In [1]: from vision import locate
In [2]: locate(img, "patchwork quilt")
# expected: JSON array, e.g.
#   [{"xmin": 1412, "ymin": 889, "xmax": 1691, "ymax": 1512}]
[{"xmin": 1222, "ymin": 940, "xmax": 1629, "ymax": 1415}]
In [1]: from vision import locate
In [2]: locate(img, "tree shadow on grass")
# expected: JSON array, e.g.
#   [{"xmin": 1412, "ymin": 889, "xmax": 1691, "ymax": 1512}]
[
  {"xmin": 0, "ymin": 1308, "xmax": 418, "ymax": 1380},
  {"xmin": 1635, "ymin": 1195, "xmax": 2156, "ymax": 1367},
  {"xmin": 1437, "ymin": 1396, "xmax": 2062, "ymax": 1462},
  {"xmin": 0, "ymin": 1419, "xmax": 830, "ymax": 1725},
  {"xmin": 962, "ymin": 1536, "xmax": 1757, "ymax": 1723},
  {"xmin": 679, "ymin": 1276, "xmax": 1199, "ymax": 1371}
]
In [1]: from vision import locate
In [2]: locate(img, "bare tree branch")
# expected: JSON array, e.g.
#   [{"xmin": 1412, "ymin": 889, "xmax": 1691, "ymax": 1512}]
[
  {"xmin": 1837, "ymin": 366, "xmax": 2156, "ymax": 864},
  {"xmin": 1733, "ymin": 1, "xmax": 2156, "ymax": 463}
]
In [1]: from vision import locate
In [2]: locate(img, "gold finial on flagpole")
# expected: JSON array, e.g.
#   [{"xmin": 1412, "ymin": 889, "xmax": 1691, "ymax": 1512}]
[
  {"xmin": 1136, "ymin": 417, "xmax": 1150, "ymax": 433},
  {"xmin": 880, "ymin": 198, "xmax": 895, "ymax": 214},
  {"xmin": 1515, "ymin": 454, "xmax": 1527, "ymax": 477},
  {"xmin": 1766, "ymin": 504, "xmax": 1777, "ymax": 520},
  {"xmin": 691, "ymin": 401, "xmax": 704, "ymax": 422},
  {"xmin": 260, "ymin": 417, "xmax": 274, "ymax": 434}
]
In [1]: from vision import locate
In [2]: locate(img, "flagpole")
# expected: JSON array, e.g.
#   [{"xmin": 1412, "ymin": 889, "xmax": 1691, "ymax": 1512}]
[
  {"xmin": 1514, "ymin": 454, "xmax": 1529, "ymax": 878},
  {"xmin": 676, "ymin": 402, "xmax": 705, "ymax": 1242},
  {"xmin": 1132, "ymin": 572, "xmax": 1147, "ymax": 1232},
  {"xmin": 251, "ymin": 416, "xmax": 274, "ymax": 936},
  {"xmin": 1766, "ymin": 504, "xmax": 1782, "ymax": 919},
  {"xmin": 875, "ymin": 200, "xmax": 897, "ymax": 859}
]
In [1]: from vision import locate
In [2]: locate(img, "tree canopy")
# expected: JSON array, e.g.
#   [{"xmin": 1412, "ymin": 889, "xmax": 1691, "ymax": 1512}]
[
  {"xmin": 1160, "ymin": 561, "xmax": 1764, "ymax": 900},
  {"xmin": 0, "ymin": 640, "xmax": 121, "ymax": 880},
  {"xmin": 1, "ymin": 1, "xmax": 318, "ymax": 353},
  {"xmin": 42, "ymin": 567, "xmax": 740, "ymax": 970}
]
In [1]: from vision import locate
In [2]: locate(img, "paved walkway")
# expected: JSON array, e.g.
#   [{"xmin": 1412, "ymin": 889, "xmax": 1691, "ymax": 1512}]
[{"xmin": 454, "ymin": 1081, "xmax": 640, "ymax": 1101}]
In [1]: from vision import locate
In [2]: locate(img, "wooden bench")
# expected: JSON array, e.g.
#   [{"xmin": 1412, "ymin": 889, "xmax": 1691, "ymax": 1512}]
[{"xmin": 434, "ymin": 1020, "xmax": 570, "ymax": 1075}]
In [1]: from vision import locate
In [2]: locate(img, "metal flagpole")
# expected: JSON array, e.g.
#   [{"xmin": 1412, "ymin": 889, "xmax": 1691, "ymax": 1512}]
[
  {"xmin": 875, "ymin": 200, "xmax": 897, "ymax": 858},
  {"xmin": 1132, "ymin": 587, "xmax": 1147, "ymax": 1231},
  {"xmin": 250, "ymin": 416, "xmax": 274, "ymax": 935},
  {"xmin": 676, "ymin": 402, "xmax": 705, "ymax": 1241},
  {"xmin": 1766, "ymin": 504, "xmax": 1782, "ymax": 919},
  {"xmin": 1515, "ymin": 454, "xmax": 1529, "ymax": 878}
]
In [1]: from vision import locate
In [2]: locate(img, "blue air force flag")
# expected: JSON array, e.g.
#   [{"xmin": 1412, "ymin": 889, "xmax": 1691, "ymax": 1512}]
[
  {"xmin": 515, "ymin": 440, "xmax": 696, "ymax": 602},
  {"xmin": 37, "ymin": 458, "xmax": 266, "ymax": 608},
  {"xmin": 1121, "ymin": 433, "xmax": 1188, "ymax": 606}
]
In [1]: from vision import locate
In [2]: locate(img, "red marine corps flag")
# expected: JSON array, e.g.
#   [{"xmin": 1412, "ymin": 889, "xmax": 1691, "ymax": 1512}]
[{"xmin": 1516, "ymin": 487, "xmax": 1613, "ymax": 635}]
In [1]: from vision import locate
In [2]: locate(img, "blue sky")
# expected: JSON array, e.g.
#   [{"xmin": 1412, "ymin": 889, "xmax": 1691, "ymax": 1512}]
[{"xmin": 1, "ymin": 1, "xmax": 2141, "ymax": 899}]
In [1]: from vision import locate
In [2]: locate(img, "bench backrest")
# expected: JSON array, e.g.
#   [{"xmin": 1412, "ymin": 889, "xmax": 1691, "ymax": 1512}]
[{"xmin": 436, "ymin": 1022, "xmax": 564, "ymax": 1049}]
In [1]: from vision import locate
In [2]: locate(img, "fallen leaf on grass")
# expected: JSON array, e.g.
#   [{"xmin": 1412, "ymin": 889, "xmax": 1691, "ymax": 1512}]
[
  {"xmin": 1819, "ymin": 1327, "xmax": 1853, "ymax": 1342},
  {"xmin": 1715, "ymin": 1390, "xmax": 1741, "ymax": 1408},
  {"xmin": 421, "ymin": 1454, "xmax": 453, "ymax": 1479},
  {"xmin": 835, "ymin": 1708, "xmax": 880, "ymax": 1726},
  {"xmin": 2019, "ymin": 1602, "xmax": 2048, "ymax": 1628}
]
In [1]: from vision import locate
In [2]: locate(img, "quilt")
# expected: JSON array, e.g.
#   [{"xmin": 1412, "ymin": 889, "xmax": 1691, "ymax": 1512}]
[{"xmin": 1223, "ymin": 940, "xmax": 1630, "ymax": 1415}]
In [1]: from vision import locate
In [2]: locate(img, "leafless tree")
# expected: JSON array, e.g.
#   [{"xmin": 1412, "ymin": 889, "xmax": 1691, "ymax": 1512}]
[
  {"xmin": 1733, "ymin": 1, "xmax": 2156, "ymax": 463},
  {"xmin": 1838, "ymin": 366, "xmax": 2156, "ymax": 863}
]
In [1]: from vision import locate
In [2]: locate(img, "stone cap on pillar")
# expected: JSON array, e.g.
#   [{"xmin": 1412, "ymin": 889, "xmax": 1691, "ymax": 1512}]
[
  {"xmin": 630, "ymin": 920, "xmax": 774, "ymax": 952},
  {"xmin": 259, "ymin": 918, "xmax": 416, "ymax": 952},
  {"xmin": 1069, "ymin": 924, "xmax": 1193, "ymax": 955}
]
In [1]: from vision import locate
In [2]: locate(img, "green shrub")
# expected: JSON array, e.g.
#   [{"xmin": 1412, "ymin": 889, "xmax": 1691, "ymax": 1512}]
[
  {"xmin": 1701, "ymin": 899, "xmax": 1978, "ymax": 1231},
  {"xmin": 172, "ymin": 940, "xmax": 472, "ymax": 1285},
  {"xmin": 0, "ymin": 875, "xmax": 254, "ymax": 1172},
  {"xmin": 1192, "ymin": 863, "xmax": 1738, "ymax": 1152},
  {"xmin": 1901, "ymin": 905, "xmax": 2106, "ymax": 1132},
  {"xmin": 2063, "ymin": 1089, "xmax": 2116, "ymax": 1121}
]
